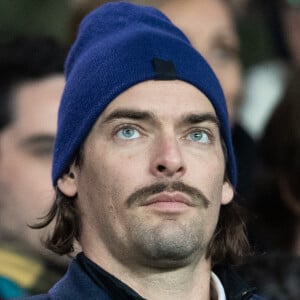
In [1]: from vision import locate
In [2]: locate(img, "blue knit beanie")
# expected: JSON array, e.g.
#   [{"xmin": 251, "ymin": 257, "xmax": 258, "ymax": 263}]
[{"xmin": 52, "ymin": 1, "xmax": 237, "ymax": 186}]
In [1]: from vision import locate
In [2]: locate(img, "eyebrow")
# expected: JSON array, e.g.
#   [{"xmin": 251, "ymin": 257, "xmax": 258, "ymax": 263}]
[
  {"xmin": 179, "ymin": 113, "xmax": 220, "ymax": 128},
  {"xmin": 19, "ymin": 134, "xmax": 55, "ymax": 148},
  {"xmin": 102, "ymin": 109, "xmax": 156, "ymax": 124},
  {"xmin": 101, "ymin": 109, "xmax": 220, "ymax": 128}
]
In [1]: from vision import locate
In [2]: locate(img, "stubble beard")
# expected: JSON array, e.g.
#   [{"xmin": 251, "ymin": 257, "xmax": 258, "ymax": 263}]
[
  {"xmin": 129, "ymin": 217, "xmax": 206, "ymax": 268},
  {"xmin": 126, "ymin": 182, "xmax": 211, "ymax": 268}
]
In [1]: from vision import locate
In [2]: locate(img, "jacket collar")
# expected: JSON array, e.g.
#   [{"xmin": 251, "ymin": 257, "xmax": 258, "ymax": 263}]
[{"xmin": 213, "ymin": 265, "xmax": 257, "ymax": 300}]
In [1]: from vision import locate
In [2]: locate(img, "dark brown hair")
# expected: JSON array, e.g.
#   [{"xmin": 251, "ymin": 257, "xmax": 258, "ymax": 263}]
[{"xmin": 0, "ymin": 36, "xmax": 66, "ymax": 132}]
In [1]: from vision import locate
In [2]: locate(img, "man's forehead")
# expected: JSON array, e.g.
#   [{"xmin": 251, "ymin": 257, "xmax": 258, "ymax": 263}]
[
  {"xmin": 8, "ymin": 77, "xmax": 62, "ymax": 136},
  {"xmin": 13, "ymin": 76, "xmax": 63, "ymax": 115},
  {"xmin": 100, "ymin": 79, "xmax": 216, "ymax": 118}
]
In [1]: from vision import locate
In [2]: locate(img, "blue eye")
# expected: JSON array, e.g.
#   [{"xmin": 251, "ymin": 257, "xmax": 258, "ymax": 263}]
[
  {"xmin": 187, "ymin": 131, "xmax": 209, "ymax": 143},
  {"xmin": 116, "ymin": 127, "xmax": 140, "ymax": 139}
]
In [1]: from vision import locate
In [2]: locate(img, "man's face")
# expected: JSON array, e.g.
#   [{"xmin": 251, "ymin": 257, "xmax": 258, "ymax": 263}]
[
  {"xmin": 0, "ymin": 75, "xmax": 64, "ymax": 254},
  {"xmin": 161, "ymin": 0, "xmax": 242, "ymax": 125},
  {"xmin": 61, "ymin": 80, "xmax": 233, "ymax": 269}
]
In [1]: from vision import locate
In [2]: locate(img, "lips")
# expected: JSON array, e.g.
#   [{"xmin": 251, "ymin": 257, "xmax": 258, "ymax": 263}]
[{"xmin": 141, "ymin": 192, "xmax": 196, "ymax": 207}]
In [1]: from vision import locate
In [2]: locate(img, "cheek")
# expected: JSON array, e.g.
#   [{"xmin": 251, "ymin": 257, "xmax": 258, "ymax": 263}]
[
  {"xmin": 188, "ymin": 152, "xmax": 225, "ymax": 199},
  {"xmin": 215, "ymin": 64, "xmax": 241, "ymax": 98},
  {"xmin": 0, "ymin": 155, "xmax": 53, "ymax": 215},
  {"xmin": 205, "ymin": 169, "xmax": 225, "ymax": 200},
  {"xmin": 216, "ymin": 65, "xmax": 241, "ymax": 123},
  {"xmin": 77, "ymin": 154, "xmax": 141, "ymax": 247},
  {"xmin": 0, "ymin": 168, "xmax": 54, "ymax": 240},
  {"xmin": 229, "ymin": 65, "xmax": 242, "ymax": 95},
  {"xmin": 78, "ymin": 152, "xmax": 132, "ymax": 217}
]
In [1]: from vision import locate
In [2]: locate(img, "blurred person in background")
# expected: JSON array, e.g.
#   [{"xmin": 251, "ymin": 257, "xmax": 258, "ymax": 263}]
[
  {"xmin": 0, "ymin": 36, "xmax": 69, "ymax": 299},
  {"xmin": 247, "ymin": 67, "xmax": 300, "ymax": 255},
  {"xmin": 130, "ymin": 0, "xmax": 256, "ymax": 203},
  {"xmin": 240, "ymin": 0, "xmax": 300, "ymax": 140},
  {"xmin": 155, "ymin": 0, "xmax": 242, "ymax": 125}
]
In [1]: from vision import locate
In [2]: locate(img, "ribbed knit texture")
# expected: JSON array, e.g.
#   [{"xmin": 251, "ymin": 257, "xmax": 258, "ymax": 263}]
[{"xmin": 52, "ymin": 1, "xmax": 237, "ymax": 186}]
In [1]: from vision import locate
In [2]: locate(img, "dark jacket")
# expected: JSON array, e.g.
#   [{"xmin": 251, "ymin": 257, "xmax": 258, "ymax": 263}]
[{"xmin": 21, "ymin": 253, "xmax": 264, "ymax": 300}]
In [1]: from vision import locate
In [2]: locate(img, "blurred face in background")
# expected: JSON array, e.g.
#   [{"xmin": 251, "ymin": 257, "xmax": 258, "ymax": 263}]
[
  {"xmin": 281, "ymin": 2, "xmax": 300, "ymax": 65},
  {"xmin": 160, "ymin": 0, "xmax": 242, "ymax": 125},
  {"xmin": 0, "ymin": 75, "xmax": 64, "ymax": 256}
]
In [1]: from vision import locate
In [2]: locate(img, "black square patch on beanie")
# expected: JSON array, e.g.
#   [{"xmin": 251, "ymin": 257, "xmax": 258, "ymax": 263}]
[{"xmin": 152, "ymin": 58, "xmax": 177, "ymax": 80}]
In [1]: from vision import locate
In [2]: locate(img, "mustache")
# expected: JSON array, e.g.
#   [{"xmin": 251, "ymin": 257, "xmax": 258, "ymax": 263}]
[{"xmin": 126, "ymin": 181, "xmax": 210, "ymax": 208}]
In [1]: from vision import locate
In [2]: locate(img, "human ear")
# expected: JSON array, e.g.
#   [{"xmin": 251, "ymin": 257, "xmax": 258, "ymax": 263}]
[
  {"xmin": 57, "ymin": 164, "xmax": 78, "ymax": 197},
  {"xmin": 221, "ymin": 180, "xmax": 234, "ymax": 205}
]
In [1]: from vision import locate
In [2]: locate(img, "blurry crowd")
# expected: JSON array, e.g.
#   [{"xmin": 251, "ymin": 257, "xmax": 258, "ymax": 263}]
[{"xmin": 0, "ymin": 0, "xmax": 299, "ymax": 299}]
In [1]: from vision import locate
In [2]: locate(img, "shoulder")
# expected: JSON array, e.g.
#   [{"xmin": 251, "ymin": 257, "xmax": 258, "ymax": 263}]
[{"xmin": 26, "ymin": 256, "xmax": 111, "ymax": 300}]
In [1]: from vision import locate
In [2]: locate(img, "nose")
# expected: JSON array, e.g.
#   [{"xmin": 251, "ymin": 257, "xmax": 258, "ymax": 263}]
[{"xmin": 150, "ymin": 134, "xmax": 186, "ymax": 179}]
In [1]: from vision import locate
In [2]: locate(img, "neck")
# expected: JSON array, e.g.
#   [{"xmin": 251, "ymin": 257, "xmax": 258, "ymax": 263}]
[
  {"xmin": 130, "ymin": 266, "xmax": 213, "ymax": 300},
  {"xmin": 85, "ymin": 246, "xmax": 214, "ymax": 300}
]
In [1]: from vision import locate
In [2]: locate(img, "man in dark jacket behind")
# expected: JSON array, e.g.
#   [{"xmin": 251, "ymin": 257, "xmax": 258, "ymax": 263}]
[{"xmin": 22, "ymin": 2, "xmax": 264, "ymax": 299}]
